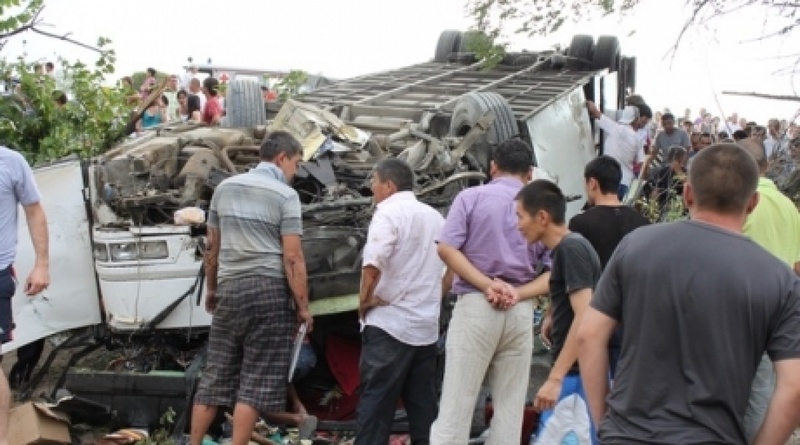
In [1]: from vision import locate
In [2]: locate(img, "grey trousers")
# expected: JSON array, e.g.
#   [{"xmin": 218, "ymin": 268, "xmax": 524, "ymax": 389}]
[{"xmin": 743, "ymin": 353, "xmax": 775, "ymax": 442}]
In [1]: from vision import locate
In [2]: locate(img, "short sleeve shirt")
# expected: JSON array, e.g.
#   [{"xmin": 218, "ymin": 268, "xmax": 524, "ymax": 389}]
[
  {"xmin": 0, "ymin": 147, "xmax": 41, "ymax": 269},
  {"xmin": 592, "ymin": 221, "xmax": 800, "ymax": 444},
  {"xmin": 208, "ymin": 162, "xmax": 301, "ymax": 281},
  {"xmin": 548, "ymin": 233, "xmax": 601, "ymax": 363}
]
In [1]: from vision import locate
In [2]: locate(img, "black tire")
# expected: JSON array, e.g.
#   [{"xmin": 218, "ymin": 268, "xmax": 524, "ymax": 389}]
[
  {"xmin": 624, "ymin": 57, "xmax": 637, "ymax": 92},
  {"xmin": 449, "ymin": 92, "xmax": 519, "ymax": 172},
  {"xmin": 592, "ymin": 35, "xmax": 621, "ymax": 72},
  {"xmin": 567, "ymin": 35, "xmax": 594, "ymax": 71},
  {"xmin": 223, "ymin": 79, "xmax": 266, "ymax": 128},
  {"xmin": 435, "ymin": 30, "xmax": 463, "ymax": 63}
]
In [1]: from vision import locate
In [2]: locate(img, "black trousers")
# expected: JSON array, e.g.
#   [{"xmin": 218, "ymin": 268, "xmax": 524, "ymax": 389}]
[{"xmin": 355, "ymin": 326, "xmax": 438, "ymax": 445}]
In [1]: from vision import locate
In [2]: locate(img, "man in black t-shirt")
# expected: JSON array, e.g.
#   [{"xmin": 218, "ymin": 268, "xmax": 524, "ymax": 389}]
[
  {"xmin": 568, "ymin": 156, "xmax": 649, "ymax": 377},
  {"xmin": 515, "ymin": 180, "xmax": 601, "ymax": 443},
  {"xmin": 577, "ymin": 144, "xmax": 800, "ymax": 445}
]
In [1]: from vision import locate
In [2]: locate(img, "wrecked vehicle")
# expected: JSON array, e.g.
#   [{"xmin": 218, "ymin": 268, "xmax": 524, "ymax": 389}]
[{"xmin": 8, "ymin": 31, "xmax": 635, "ymax": 432}]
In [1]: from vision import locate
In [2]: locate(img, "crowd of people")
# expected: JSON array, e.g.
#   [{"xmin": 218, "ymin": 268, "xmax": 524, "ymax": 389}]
[{"xmin": 2, "ymin": 80, "xmax": 799, "ymax": 445}]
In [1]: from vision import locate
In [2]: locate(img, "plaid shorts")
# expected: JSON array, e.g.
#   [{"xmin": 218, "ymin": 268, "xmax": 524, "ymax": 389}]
[{"xmin": 194, "ymin": 275, "xmax": 296, "ymax": 414}]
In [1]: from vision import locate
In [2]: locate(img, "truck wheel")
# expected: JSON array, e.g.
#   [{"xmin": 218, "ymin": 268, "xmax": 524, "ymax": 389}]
[
  {"xmin": 435, "ymin": 30, "xmax": 463, "ymax": 62},
  {"xmin": 624, "ymin": 57, "xmax": 636, "ymax": 92},
  {"xmin": 223, "ymin": 79, "xmax": 266, "ymax": 128},
  {"xmin": 592, "ymin": 36, "xmax": 621, "ymax": 72},
  {"xmin": 449, "ymin": 92, "xmax": 519, "ymax": 172},
  {"xmin": 567, "ymin": 35, "xmax": 594, "ymax": 71}
]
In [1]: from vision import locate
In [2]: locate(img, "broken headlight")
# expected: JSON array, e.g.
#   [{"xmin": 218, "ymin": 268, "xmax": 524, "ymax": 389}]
[{"xmin": 108, "ymin": 241, "xmax": 169, "ymax": 262}]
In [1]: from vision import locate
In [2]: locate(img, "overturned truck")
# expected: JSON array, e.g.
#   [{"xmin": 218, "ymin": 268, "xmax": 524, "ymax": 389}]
[{"xmin": 10, "ymin": 32, "xmax": 635, "ymax": 431}]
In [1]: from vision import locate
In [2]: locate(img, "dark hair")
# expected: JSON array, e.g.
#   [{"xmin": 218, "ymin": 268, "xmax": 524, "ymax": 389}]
[
  {"xmin": 147, "ymin": 67, "xmax": 156, "ymax": 76},
  {"xmin": 122, "ymin": 76, "xmax": 133, "ymax": 86},
  {"xmin": 718, "ymin": 132, "xmax": 729, "ymax": 140},
  {"xmin": 493, "ymin": 139, "xmax": 533, "ymax": 175},
  {"xmin": 732, "ymin": 130, "xmax": 748, "ymax": 141},
  {"xmin": 260, "ymin": 130, "xmax": 303, "ymax": 161},
  {"xmin": 373, "ymin": 158, "xmax": 414, "ymax": 192},
  {"xmin": 203, "ymin": 77, "xmax": 219, "ymax": 97},
  {"xmin": 665, "ymin": 145, "xmax": 687, "ymax": 163},
  {"xmin": 161, "ymin": 94, "xmax": 169, "ymax": 106},
  {"xmin": 626, "ymin": 94, "xmax": 645, "ymax": 106},
  {"xmin": 635, "ymin": 103, "xmax": 653, "ymax": 119},
  {"xmin": 584, "ymin": 155, "xmax": 621, "ymax": 195},
  {"xmin": 737, "ymin": 138, "xmax": 768, "ymax": 171},
  {"xmin": 52, "ymin": 90, "xmax": 67, "ymax": 106},
  {"xmin": 177, "ymin": 89, "xmax": 188, "ymax": 99},
  {"xmin": 688, "ymin": 143, "xmax": 758, "ymax": 214},
  {"xmin": 516, "ymin": 179, "xmax": 566, "ymax": 224},
  {"xmin": 662, "ymin": 113, "xmax": 675, "ymax": 121},
  {"xmin": 45, "ymin": 62, "xmax": 54, "ymax": 70},
  {"xmin": 187, "ymin": 94, "xmax": 201, "ymax": 115}
]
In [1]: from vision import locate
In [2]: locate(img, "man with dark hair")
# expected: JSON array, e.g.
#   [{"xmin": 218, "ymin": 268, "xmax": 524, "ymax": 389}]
[
  {"xmin": 201, "ymin": 77, "xmax": 222, "ymax": 126},
  {"xmin": 44, "ymin": 62, "xmax": 55, "ymax": 78},
  {"xmin": 578, "ymin": 144, "xmax": 800, "ymax": 444},
  {"xmin": 567, "ymin": 156, "xmax": 649, "ymax": 376},
  {"xmin": 514, "ymin": 179, "xmax": 601, "ymax": 444},
  {"xmin": 738, "ymin": 138, "xmax": 800, "ymax": 442},
  {"xmin": 733, "ymin": 129, "xmax": 748, "ymax": 141},
  {"xmin": 654, "ymin": 113, "xmax": 690, "ymax": 156},
  {"xmin": 355, "ymin": 158, "xmax": 444, "ymax": 445},
  {"xmin": 431, "ymin": 139, "xmax": 551, "ymax": 444},
  {"xmin": 190, "ymin": 130, "xmax": 313, "ymax": 445}
]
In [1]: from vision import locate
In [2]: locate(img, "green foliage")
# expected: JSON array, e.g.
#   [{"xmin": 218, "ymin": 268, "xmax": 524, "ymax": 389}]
[
  {"xmin": 0, "ymin": 40, "xmax": 135, "ymax": 164},
  {"xmin": 275, "ymin": 69, "xmax": 308, "ymax": 101},
  {"xmin": 0, "ymin": 0, "xmax": 43, "ymax": 36},
  {"xmin": 136, "ymin": 407, "xmax": 177, "ymax": 445},
  {"xmin": 466, "ymin": 0, "xmax": 640, "ymax": 38},
  {"xmin": 462, "ymin": 30, "xmax": 506, "ymax": 69}
]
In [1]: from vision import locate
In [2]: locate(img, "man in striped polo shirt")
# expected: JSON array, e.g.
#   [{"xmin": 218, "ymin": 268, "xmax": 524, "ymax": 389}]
[{"xmin": 190, "ymin": 131, "xmax": 313, "ymax": 445}]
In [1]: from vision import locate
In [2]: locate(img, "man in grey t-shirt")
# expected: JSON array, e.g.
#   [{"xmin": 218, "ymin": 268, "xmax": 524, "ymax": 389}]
[
  {"xmin": 0, "ymin": 146, "xmax": 50, "ymax": 445},
  {"xmin": 577, "ymin": 143, "xmax": 800, "ymax": 445},
  {"xmin": 653, "ymin": 113, "xmax": 690, "ymax": 157}
]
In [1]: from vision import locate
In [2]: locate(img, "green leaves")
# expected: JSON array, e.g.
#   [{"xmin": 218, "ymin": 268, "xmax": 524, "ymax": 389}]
[{"xmin": 0, "ymin": 54, "xmax": 136, "ymax": 165}]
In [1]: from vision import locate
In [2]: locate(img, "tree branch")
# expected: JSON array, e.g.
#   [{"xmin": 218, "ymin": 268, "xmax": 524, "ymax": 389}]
[
  {"xmin": 0, "ymin": 5, "xmax": 106, "ymax": 54},
  {"xmin": 28, "ymin": 26, "xmax": 105, "ymax": 54},
  {"xmin": 721, "ymin": 91, "xmax": 800, "ymax": 101},
  {"xmin": 0, "ymin": 6, "xmax": 44, "ymax": 41}
]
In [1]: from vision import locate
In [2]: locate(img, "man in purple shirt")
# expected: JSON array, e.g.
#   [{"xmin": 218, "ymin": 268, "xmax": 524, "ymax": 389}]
[{"xmin": 430, "ymin": 139, "xmax": 551, "ymax": 445}]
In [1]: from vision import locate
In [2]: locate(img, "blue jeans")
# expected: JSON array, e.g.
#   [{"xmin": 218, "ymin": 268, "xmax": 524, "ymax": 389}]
[{"xmin": 0, "ymin": 265, "xmax": 16, "ymax": 344}]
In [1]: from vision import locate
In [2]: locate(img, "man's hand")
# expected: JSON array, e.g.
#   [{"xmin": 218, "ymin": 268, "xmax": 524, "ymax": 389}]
[
  {"xmin": 485, "ymin": 278, "xmax": 519, "ymax": 310},
  {"xmin": 297, "ymin": 308, "xmax": 314, "ymax": 333},
  {"xmin": 540, "ymin": 311, "xmax": 554, "ymax": 349},
  {"xmin": 586, "ymin": 101, "xmax": 601, "ymax": 119},
  {"xmin": 24, "ymin": 264, "xmax": 49, "ymax": 296},
  {"xmin": 358, "ymin": 295, "xmax": 388, "ymax": 321},
  {"xmin": 205, "ymin": 289, "xmax": 217, "ymax": 314},
  {"xmin": 534, "ymin": 377, "xmax": 563, "ymax": 412}
]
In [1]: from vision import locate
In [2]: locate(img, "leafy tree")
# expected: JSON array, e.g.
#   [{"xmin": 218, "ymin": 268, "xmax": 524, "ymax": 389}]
[
  {"xmin": 0, "ymin": 0, "xmax": 135, "ymax": 164},
  {"xmin": 467, "ymin": 0, "xmax": 800, "ymax": 56}
]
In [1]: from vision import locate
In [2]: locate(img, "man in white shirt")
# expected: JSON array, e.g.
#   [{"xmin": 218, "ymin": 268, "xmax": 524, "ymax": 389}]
[
  {"xmin": 587, "ymin": 101, "xmax": 644, "ymax": 200},
  {"xmin": 181, "ymin": 63, "xmax": 201, "ymax": 91},
  {"xmin": 764, "ymin": 118, "xmax": 789, "ymax": 159},
  {"xmin": 356, "ymin": 158, "xmax": 445, "ymax": 445}
]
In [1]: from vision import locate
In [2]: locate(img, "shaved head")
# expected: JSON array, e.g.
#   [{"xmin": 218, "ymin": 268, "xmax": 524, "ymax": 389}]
[{"xmin": 688, "ymin": 143, "xmax": 759, "ymax": 215}]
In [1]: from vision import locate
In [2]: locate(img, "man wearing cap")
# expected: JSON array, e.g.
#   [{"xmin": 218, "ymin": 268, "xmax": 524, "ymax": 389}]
[{"xmin": 586, "ymin": 101, "xmax": 644, "ymax": 200}]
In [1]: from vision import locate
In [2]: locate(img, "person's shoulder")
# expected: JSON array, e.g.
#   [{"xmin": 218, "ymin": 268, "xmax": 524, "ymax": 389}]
[{"xmin": 0, "ymin": 146, "xmax": 29, "ymax": 166}]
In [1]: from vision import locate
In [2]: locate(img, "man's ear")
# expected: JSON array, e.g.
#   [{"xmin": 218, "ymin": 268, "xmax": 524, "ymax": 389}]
[
  {"xmin": 683, "ymin": 182, "xmax": 694, "ymax": 209},
  {"xmin": 745, "ymin": 191, "xmax": 760, "ymax": 215}
]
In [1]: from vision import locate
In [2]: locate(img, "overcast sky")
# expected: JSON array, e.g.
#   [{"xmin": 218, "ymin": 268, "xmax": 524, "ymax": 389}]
[{"xmin": 5, "ymin": 0, "xmax": 799, "ymax": 123}]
